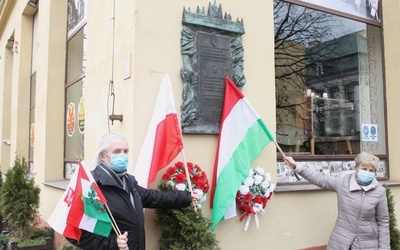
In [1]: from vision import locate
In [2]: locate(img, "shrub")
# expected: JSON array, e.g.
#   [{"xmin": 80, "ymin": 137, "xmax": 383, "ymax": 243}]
[
  {"xmin": 0, "ymin": 154, "xmax": 40, "ymax": 239},
  {"xmin": 0, "ymin": 168, "xmax": 3, "ymax": 190},
  {"xmin": 155, "ymin": 182, "xmax": 220, "ymax": 250},
  {"xmin": 0, "ymin": 168, "xmax": 3, "ymax": 233},
  {"xmin": 385, "ymin": 185, "xmax": 400, "ymax": 250},
  {"xmin": 29, "ymin": 227, "xmax": 54, "ymax": 239},
  {"xmin": 57, "ymin": 242, "xmax": 81, "ymax": 250},
  {"xmin": 17, "ymin": 237, "xmax": 45, "ymax": 247},
  {"xmin": 0, "ymin": 234, "xmax": 9, "ymax": 250}
]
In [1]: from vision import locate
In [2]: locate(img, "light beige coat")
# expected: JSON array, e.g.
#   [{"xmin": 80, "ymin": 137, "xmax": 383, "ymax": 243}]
[{"xmin": 295, "ymin": 163, "xmax": 390, "ymax": 250}]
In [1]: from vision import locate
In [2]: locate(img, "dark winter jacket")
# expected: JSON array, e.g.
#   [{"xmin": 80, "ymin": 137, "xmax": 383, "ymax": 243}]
[
  {"xmin": 67, "ymin": 163, "xmax": 193, "ymax": 250},
  {"xmin": 295, "ymin": 163, "xmax": 390, "ymax": 250}
]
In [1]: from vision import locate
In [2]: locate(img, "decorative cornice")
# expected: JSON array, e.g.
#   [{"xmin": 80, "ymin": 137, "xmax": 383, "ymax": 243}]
[{"xmin": 182, "ymin": 2, "xmax": 245, "ymax": 35}]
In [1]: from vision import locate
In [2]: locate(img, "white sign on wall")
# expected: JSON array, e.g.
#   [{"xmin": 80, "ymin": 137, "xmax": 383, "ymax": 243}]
[{"xmin": 361, "ymin": 123, "xmax": 378, "ymax": 142}]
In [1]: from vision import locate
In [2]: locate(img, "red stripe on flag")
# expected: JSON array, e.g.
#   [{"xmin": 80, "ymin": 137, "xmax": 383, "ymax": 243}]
[
  {"xmin": 63, "ymin": 224, "xmax": 82, "ymax": 241},
  {"xmin": 147, "ymin": 113, "xmax": 183, "ymax": 184},
  {"xmin": 221, "ymin": 77, "xmax": 244, "ymax": 122}
]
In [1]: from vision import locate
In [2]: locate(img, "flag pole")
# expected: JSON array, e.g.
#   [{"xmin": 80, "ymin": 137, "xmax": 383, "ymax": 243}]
[
  {"xmin": 105, "ymin": 204, "xmax": 122, "ymax": 236},
  {"xmin": 273, "ymin": 140, "xmax": 301, "ymax": 181},
  {"xmin": 181, "ymin": 149, "xmax": 198, "ymax": 213}
]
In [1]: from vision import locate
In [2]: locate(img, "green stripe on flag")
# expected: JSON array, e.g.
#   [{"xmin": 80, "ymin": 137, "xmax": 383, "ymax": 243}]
[
  {"xmin": 83, "ymin": 196, "xmax": 112, "ymax": 237},
  {"xmin": 212, "ymin": 119, "xmax": 272, "ymax": 229},
  {"xmin": 93, "ymin": 220, "xmax": 112, "ymax": 237},
  {"xmin": 259, "ymin": 118, "xmax": 275, "ymax": 142}
]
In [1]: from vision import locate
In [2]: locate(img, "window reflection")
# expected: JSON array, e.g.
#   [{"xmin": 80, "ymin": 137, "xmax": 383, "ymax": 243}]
[
  {"xmin": 67, "ymin": 26, "xmax": 86, "ymax": 83},
  {"xmin": 274, "ymin": 0, "xmax": 385, "ymax": 156}
]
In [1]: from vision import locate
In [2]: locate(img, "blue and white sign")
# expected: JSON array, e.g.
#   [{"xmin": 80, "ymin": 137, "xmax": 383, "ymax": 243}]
[{"xmin": 361, "ymin": 123, "xmax": 378, "ymax": 142}]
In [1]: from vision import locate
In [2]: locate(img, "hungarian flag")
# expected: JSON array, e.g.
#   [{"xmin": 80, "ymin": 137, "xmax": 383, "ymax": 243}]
[
  {"xmin": 48, "ymin": 161, "xmax": 112, "ymax": 241},
  {"xmin": 134, "ymin": 73, "xmax": 183, "ymax": 187},
  {"xmin": 210, "ymin": 77, "xmax": 274, "ymax": 230}
]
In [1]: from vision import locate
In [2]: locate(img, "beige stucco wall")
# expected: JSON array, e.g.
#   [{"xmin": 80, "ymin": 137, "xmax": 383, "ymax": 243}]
[
  {"xmin": 384, "ymin": 0, "xmax": 400, "ymax": 179},
  {"xmin": 381, "ymin": 0, "xmax": 400, "ymax": 248},
  {"xmin": 0, "ymin": 0, "xmax": 400, "ymax": 249}
]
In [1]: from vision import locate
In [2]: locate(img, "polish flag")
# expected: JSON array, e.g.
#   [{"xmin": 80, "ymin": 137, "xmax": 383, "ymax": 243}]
[{"xmin": 134, "ymin": 74, "xmax": 183, "ymax": 187}]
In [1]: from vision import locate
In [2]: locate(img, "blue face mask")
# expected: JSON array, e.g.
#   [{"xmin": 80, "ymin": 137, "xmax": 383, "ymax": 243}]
[
  {"xmin": 357, "ymin": 169, "xmax": 375, "ymax": 185},
  {"xmin": 109, "ymin": 154, "xmax": 128, "ymax": 172}
]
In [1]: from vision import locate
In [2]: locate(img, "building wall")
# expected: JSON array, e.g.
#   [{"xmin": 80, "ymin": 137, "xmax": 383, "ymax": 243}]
[{"xmin": 0, "ymin": 0, "xmax": 399, "ymax": 249}]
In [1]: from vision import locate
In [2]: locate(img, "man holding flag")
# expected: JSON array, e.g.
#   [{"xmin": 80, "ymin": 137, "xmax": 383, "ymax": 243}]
[{"xmin": 49, "ymin": 133, "xmax": 196, "ymax": 250}]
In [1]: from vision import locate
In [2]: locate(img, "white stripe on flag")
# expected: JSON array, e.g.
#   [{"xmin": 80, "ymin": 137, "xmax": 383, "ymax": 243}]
[
  {"xmin": 134, "ymin": 73, "xmax": 177, "ymax": 187},
  {"xmin": 47, "ymin": 168, "xmax": 79, "ymax": 235},
  {"xmin": 217, "ymin": 99, "xmax": 259, "ymax": 177},
  {"xmin": 79, "ymin": 215, "xmax": 97, "ymax": 232}
]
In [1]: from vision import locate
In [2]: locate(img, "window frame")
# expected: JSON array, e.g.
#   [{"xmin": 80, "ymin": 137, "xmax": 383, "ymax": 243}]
[
  {"xmin": 283, "ymin": 0, "xmax": 382, "ymax": 27},
  {"xmin": 64, "ymin": 0, "xmax": 87, "ymax": 179},
  {"xmin": 274, "ymin": 0, "xmax": 389, "ymax": 185}
]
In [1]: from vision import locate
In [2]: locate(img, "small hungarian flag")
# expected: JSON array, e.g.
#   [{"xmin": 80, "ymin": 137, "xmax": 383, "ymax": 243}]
[
  {"xmin": 210, "ymin": 77, "xmax": 274, "ymax": 230},
  {"xmin": 134, "ymin": 73, "xmax": 183, "ymax": 187},
  {"xmin": 48, "ymin": 161, "xmax": 112, "ymax": 241}
]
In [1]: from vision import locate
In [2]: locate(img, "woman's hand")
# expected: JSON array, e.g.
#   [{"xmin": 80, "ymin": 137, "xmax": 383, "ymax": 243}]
[
  {"xmin": 117, "ymin": 231, "xmax": 129, "ymax": 250},
  {"xmin": 284, "ymin": 156, "xmax": 297, "ymax": 169}
]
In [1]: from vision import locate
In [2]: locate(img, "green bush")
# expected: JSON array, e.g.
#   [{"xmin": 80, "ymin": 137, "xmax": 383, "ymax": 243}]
[
  {"xmin": 0, "ymin": 154, "xmax": 40, "ymax": 239},
  {"xmin": 0, "ymin": 166, "xmax": 4, "ymax": 233},
  {"xmin": 17, "ymin": 237, "xmax": 45, "ymax": 247},
  {"xmin": 0, "ymin": 168, "xmax": 3, "ymax": 190},
  {"xmin": 0, "ymin": 234, "xmax": 9, "ymax": 250},
  {"xmin": 155, "ymin": 182, "xmax": 220, "ymax": 250},
  {"xmin": 385, "ymin": 185, "xmax": 400, "ymax": 250},
  {"xmin": 57, "ymin": 242, "xmax": 81, "ymax": 250},
  {"xmin": 29, "ymin": 227, "xmax": 54, "ymax": 239}
]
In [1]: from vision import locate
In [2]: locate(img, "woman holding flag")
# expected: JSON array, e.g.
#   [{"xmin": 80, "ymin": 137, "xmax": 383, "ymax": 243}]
[
  {"xmin": 284, "ymin": 152, "xmax": 389, "ymax": 250},
  {"xmin": 66, "ymin": 133, "xmax": 196, "ymax": 250}
]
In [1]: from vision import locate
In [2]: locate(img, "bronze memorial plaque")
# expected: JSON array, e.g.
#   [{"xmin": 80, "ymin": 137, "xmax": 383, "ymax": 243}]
[
  {"xmin": 198, "ymin": 32, "xmax": 231, "ymax": 131},
  {"xmin": 180, "ymin": 2, "xmax": 245, "ymax": 134}
]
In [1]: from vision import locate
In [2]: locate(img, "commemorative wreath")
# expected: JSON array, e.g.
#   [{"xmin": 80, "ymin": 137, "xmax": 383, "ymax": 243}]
[
  {"xmin": 236, "ymin": 167, "xmax": 275, "ymax": 231},
  {"xmin": 157, "ymin": 161, "xmax": 220, "ymax": 249},
  {"xmin": 161, "ymin": 161, "xmax": 210, "ymax": 208}
]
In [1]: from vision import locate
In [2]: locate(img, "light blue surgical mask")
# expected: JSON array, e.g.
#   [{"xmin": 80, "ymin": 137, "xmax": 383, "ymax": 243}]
[
  {"xmin": 108, "ymin": 153, "xmax": 128, "ymax": 172},
  {"xmin": 357, "ymin": 169, "xmax": 375, "ymax": 185}
]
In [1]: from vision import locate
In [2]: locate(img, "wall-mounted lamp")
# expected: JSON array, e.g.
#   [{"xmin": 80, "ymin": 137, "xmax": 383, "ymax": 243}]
[
  {"xmin": 12, "ymin": 41, "xmax": 18, "ymax": 53},
  {"xmin": 6, "ymin": 38, "xmax": 14, "ymax": 48},
  {"xmin": 28, "ymin": 0, "xmax": 38, "ymax": 8},
  {"xmin": 6, "ymin": 39, "xmax": 18, "ymax": 53},
  {"xmin": 108, "ymin": 80, "xmax": 124, "ymax": 125},
  {"xmin": 109, "ymin": 114, "xmax": 123, "ymax": 123},
  {"xmin": 3, "ymin": 140, "xmax": 11, "ymax": 145}
]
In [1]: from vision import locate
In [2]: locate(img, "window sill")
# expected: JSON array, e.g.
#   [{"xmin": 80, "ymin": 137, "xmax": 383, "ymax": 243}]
[
  {"xmin": 275, "ymin": 181, "xmax": 400, "ymax": 192},
  {"xmin": 46, "ymin": 179, "xmax": 400, "ymax": 193},
  {"xmin": 44, "ymin": 180, "xmax": 70, "ymax": 190}
]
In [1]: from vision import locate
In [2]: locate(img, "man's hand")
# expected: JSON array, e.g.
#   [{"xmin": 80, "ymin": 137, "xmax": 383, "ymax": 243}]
[{"xmin": 117, "ymin": 231, "xmax": 129, "ymax": 250}]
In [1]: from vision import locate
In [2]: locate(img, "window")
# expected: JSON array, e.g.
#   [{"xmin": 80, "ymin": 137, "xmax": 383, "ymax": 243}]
[
  {"xmin": 65, "ymin": 0, "xmax": 86, "ymax": 179},
  {"xmin": 274, "ymin": 0, "xmax": 387, "ymax": 182},
  {"xmin": 315, "ymin": 62, "xmax": 323, "ymax": 76},
  {"xmin": 29, "ymin": 13, "xmax": 38, "ymax": 169}
]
